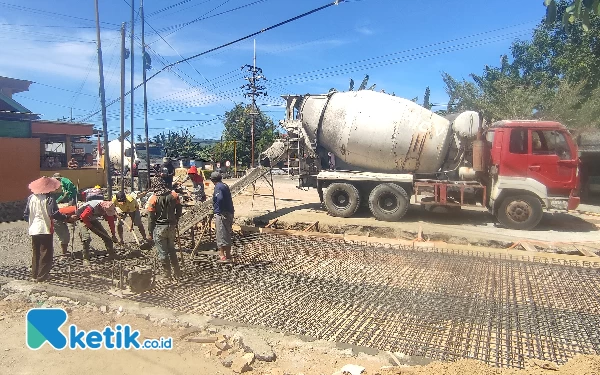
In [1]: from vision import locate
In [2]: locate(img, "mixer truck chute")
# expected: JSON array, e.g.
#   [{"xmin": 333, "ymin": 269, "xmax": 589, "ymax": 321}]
[{"xmin": 261, "ymin": 90, "xmax": 581, "ymax": 230}]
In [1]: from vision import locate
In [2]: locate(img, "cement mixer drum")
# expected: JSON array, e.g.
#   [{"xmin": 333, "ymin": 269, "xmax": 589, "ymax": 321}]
[{"xmin": 299, "ymin": 91, "xmax": 454, "ymax": 174}]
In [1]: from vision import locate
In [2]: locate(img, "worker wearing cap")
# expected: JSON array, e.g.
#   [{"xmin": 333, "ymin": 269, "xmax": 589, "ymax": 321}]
[
  {"xmin": 161, "ymin": 157, "xmax": 175, "ymax": 188},
  {"xmin": 113, "ymin": 191, "xmax": 148, "ymax": 245},
  {"xmin": 183, "ymin": 165, "xmax": 206, "ymax": 203},
  {"xmin": 82, "ymin": 185, "xmax": 104, "ymax": 202},
  {"xmin": 72, "ymin": 200, "xmax": 119, "ymax": 265},
  {"xmin": 211, "ymin": 172, "xmax": 234, "ymax": 262},
  {"xmin": 53, "ymin": 173, "xmax": 78, "ymax": 205}
]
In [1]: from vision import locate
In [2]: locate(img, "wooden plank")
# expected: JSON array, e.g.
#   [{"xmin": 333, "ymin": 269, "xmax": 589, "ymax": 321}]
[
  {"xmin": 265, "ymin": 219, "xmax": 278, "ymax": 228},
  {"xmin": 520, "ymin": 242, "xmax": 538, "ymax": 252},
  {"xmin": 303, "ymin": 221, "xmax": 319, "ymax": 232},
  {"xmin": 235, "ymin": 225, "xmax": 260, "ymax": 233},
  {"xmin": 260, "ymin": 227, "xmax": 344, "ymax": 239},
  {"xmin": 574, "ymin": 245, "xmax": 600, "ymax": 258}
]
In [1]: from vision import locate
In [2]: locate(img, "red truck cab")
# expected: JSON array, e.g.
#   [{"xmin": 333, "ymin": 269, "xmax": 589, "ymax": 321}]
[{"xmin": 486, "ymin": 120, "xmax": 580, "ymax": 229}]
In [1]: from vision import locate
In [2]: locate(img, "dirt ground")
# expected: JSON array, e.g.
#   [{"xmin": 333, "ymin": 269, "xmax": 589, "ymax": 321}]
[
  {"xmin": 1, "ymin": 175, "xmax": 600, "ymax": 374},
  {"xmin": 2, "ymin": 296, "xmax": 600, "ymax": 375},
  {"xmin": 227, "ymin": 175, "xmax": 600, "ymax": 250}
]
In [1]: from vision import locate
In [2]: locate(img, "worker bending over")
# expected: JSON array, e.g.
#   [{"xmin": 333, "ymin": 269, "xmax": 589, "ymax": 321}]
[
  {"xmin": 72, "ymin": 200, "xmax": 119, "ymax": 265},
  {"xmin": 53, "ymin": 173, "xmax": 78, "ymax": 205},
  {"xmin": 112, "ymin": 191, "xmax": 149, "ymax": 245}
]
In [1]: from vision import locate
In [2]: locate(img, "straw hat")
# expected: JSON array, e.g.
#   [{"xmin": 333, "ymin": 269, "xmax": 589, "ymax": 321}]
[{"xmin": 28, "ymin": 177, "xmax": 61, "ymax": 194}]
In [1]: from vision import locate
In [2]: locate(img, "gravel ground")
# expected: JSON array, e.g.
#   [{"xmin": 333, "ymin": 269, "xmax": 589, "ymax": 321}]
[{"xmin": 0, "ymin": 219, "xmax": 143, "ymax": 270}]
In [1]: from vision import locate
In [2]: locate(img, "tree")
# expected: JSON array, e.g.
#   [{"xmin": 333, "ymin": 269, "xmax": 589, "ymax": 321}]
[
  {"xmin": 136, "ymin": 134, "xmax": 143, "ymax": 143},
  {"xmin": 218, "ymin": 103, "xmax": 278, "ymax": 167},
  {"xmin": 441, "ymin": 2, "xmax": 600, "ymax": 128},
  {"xmin": 152, "ymin": 130, "xmax": 203, "ymax": 159},
  {"xmin": 423, "ymin": 87, "xmax": 432, "ymax": 109},
  {"xmin": 545, "ymin": 0, "xmax": 599, "ymax": 30}
]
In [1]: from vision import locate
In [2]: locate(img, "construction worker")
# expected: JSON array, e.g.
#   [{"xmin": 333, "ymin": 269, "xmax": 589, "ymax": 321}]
[
  {"xmin": 112, "ymin": 191, "xmax": 149, "ymax": 245},
  {"xmin": 54, "ymin": 205, "xmax": 77, "ymax": 256},
  {"xmin": 24, "ymin": 177, "xmax": 72, "ymax": 282},
  {"xmin": 82, "ymin": 185, "xmax": 104, "ymax": 202},
  {"xmin": 183, "ymin": 165, "xmax": 206, "ymax": 203},
  {"xmin": 147, "ymin": 176, "xmax": 182, "ymax": 281},
  {"xmin": 53, "ymin": 173, "xmax": 78, "ymax": 205},
  {"xmin": 210, "ymin": 172, "xmax": 234, "ymax": 262},
  {"xmin": 160, "ymin": 157, "xmax": 175, "ymax": 188},
  {"xmin": 72, "ymin": 200, "xmax": 119, "ymax": 265}
]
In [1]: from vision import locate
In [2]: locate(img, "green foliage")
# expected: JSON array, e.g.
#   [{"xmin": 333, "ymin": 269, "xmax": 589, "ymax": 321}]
[
  {"xmin": 202, "ymin": 170, "xmax": 212, "ymax": 180},
  {"xmin": 442, "ymin": 4, "xmax": 600, "ymax": 128},
  {"xmin": 358, "ymin": 75, "xmax": 370, "ymax": 91},
  {"xmin": 423, "ymin": 86, "xmax": 432, "ymax": 109},
  {"xmin": 347, "ymin": 75, "xmax": 374, "ymax": 91},
  {"xmin": 545, "ymin": 0, "xmax": 599, "ymax": 30},
  {"xmin": 152, "ymin": 130, "xmax": 204, "ymax": 159},
  {"xmin": 218, "ymin": 103, "xmax": 278, "ymax": 167}
]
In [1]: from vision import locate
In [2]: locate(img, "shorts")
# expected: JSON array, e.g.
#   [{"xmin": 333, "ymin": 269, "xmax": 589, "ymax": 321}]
[
  {"xmin": 215, "ymin": 212, "xmax": 234, "ymax": 247},
  {"xmin": 54, "ymin": 220, "xmax": 72, "ymax": 245}
]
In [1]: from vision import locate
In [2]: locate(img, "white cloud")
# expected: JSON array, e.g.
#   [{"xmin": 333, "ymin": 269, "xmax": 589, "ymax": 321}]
[{"xmin": 356, "ymin": 26, "xmax": 375, "ymax": 36}]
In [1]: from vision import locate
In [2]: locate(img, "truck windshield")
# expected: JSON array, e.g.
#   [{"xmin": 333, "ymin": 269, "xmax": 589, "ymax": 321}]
[{"xmin": 531, "ymin": 130, "xmax": 572, "ymax": 160}]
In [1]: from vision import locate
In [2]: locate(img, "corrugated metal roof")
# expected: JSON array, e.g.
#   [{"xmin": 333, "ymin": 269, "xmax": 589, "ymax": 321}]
[{"xmin": 0, "ymin": 91, "xmax": 32, "ymax": 115}]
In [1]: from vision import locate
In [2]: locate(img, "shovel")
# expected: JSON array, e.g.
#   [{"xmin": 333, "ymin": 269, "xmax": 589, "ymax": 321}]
[{"xmin": 118, "ymin": 217, "xmax": 152, "ymax": 250}]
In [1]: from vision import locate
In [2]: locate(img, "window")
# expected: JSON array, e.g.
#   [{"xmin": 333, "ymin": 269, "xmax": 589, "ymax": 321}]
[
  {"xmin": 531, "ymin": 130, "xmax": 572, "ymax": 160},
  {"xmin": 509, "ymin": 129, "xmax": 527, "ymax": 154}
]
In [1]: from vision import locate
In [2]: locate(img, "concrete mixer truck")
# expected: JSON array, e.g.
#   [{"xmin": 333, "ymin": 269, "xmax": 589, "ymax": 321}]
[{"xmin": 261, "ymin": 90, "xmax": 581, "ymax": 230}]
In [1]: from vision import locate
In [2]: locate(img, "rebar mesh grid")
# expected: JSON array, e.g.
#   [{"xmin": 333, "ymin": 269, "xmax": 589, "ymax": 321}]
[{"xmin": 2, "ymin": 233, "xmax": 600, "ymax": 368}]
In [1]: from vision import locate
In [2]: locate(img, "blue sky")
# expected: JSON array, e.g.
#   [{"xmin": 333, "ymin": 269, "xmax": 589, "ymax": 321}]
[{"xmin": 0, "ymin": 0, "xmax": 545, "ymax": 140}]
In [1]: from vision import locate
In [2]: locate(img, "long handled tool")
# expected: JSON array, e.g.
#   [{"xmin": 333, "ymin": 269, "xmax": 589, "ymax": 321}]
[
  {"xmin": 68, "ymin": 222, "xmax": 76, "ymax": 282},
  {"xmin": 176, "ymin": 225, "xmax": 185, "ymax": 267}
]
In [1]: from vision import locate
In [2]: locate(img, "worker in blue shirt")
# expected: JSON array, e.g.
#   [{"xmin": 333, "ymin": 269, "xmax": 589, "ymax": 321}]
[{"xmin": 210, "ymin": 172, "xmax": 234, "ymax": 262}]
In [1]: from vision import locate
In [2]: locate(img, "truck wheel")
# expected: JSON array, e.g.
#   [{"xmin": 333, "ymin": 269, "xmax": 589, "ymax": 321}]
[
  {"xmin": 324, "ymin": 183, "xmax": 360, "ymax": 218},
  {"xmin": 496, "ymin": 195, "xmax": 543, "ymax": 230},
  {"xmin": 368, "ymin": 183, "xmax": 409, "ymax": 221}
]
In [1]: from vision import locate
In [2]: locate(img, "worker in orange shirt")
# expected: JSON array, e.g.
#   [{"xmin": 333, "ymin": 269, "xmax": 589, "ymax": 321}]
[
  {"xmin": 54, "ymin": 205, "xmax": 77, "ymax": 256},
  {"xmin": 183, "ymin": 165, "xmax": 206, "ymax": 203}
]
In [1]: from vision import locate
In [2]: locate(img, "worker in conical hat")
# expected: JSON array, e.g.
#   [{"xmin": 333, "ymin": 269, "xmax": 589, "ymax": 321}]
[{"xmin": 24, "ymin": 177, "xmax": 72, "ymax": 282}]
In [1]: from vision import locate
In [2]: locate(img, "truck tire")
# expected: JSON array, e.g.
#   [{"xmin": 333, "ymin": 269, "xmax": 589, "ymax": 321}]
[
  {"xmin": 496, "ymin": 195, "xmax": 543, "ymax": 230},
  {"xmin": 368, "ymin": 183, "xmax": 409, "ymax": 222},
  {"xmin": 324, "ymin": 183, "xmax": 360, "ymax": 218}
]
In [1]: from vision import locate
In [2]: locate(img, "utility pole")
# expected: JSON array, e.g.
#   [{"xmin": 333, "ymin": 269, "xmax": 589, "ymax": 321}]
[
  {"xmin": 242, "ymin": 39, "xmax": 267, "ymax": 168},
  {"xmin": 130, "ymin": 0, "xmax": 135, "ymax": 191},
  {"xmin": 120, "ymin": 22, "xmax": 126, "ymax": 193},
  {"xmin": 94, "ymin": 0, "xmax": 112, "ymax": 198},
  {"xmin": 141, "ymin": 0, "xmax": 151, "ymax": 189}
]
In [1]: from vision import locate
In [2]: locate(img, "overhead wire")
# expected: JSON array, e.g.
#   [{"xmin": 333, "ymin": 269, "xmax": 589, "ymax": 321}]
[
  {"xmin": 77, "ymin": 0, "xmax": 351, "ymax": 122},
  {"xmin": 279, "ymin": 32, "xmax": 532, "ymax": 85},
  {"xmin": 271, "ymin": 22, "xmax": 535, "ymax": 83},
  {"xmin": 0, "ymin": 1, "xmax": 120, "ymax": 26},
  {"xmin": 146, "ymin": 0, "xmax": 213, "ymax": 18}
]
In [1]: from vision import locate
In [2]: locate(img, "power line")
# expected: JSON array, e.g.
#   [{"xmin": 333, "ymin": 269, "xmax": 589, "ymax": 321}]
[
  {"xmin": 122, "ymin": 0, "xmax": 238, "ymax": 111},
  {"xmin": 0, "ymin": 1, "xmax": 120, "ymax": 26},
  {"xmin": 271, "ymin": 31, "xmax": 532, "ymax": 85},
  {"xmin": 153, "ymin": 0, "xmax": 269, "ymax": 41},
  {"xmin": 146, "ymin": 0, "xmax": 212, "ymax": 18},
  {"xmin": 78, "ymin": 0, "xmax": 348, "ymax": 122},
  {"xmin": 271, "ymin": 23, "xmax": 535, "ymax": 82}
]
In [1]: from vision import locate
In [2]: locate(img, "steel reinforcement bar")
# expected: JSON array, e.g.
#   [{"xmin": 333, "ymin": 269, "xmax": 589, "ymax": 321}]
[{"xmin": 2, "ymin": 232, "xmax": 600, "ymax": 368}]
